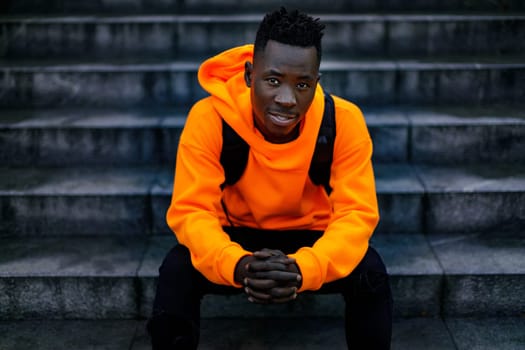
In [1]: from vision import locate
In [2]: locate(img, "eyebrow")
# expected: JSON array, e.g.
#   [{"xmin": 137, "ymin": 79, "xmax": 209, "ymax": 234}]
[{"xmin": 264, "ymin": 69, "xmax": 316, "ymax": 81}]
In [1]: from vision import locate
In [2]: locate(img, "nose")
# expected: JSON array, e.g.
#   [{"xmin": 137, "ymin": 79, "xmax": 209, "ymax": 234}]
[{"xmin": 274, "ymin": 86, "xmax": 296, "ymax": 107}]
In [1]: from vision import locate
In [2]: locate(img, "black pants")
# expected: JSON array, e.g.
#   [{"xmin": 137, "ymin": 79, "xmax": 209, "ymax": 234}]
[{"xmin": 148, "ymin": 227, "xmax": 393, "ymax": 349}]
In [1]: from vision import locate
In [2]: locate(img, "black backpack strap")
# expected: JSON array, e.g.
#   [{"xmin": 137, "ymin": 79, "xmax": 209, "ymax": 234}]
[
  {"xmin": 309, "ymin": 93, "xmax": 336, "ymax": 194},
  {"xmin": 220, "ymin": 120, "xmax": 249, "ymax": 189}
]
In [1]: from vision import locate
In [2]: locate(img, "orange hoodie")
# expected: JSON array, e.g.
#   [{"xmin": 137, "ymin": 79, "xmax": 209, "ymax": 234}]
[{"xmin": 166, "ymin": 44, "xmax": 379, "ymax": 292}]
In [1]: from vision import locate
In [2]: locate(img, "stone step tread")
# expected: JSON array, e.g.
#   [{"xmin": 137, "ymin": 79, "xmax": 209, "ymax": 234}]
[
  {"xmin": 3, "ymin": 13, "xmax": 525, "ymax": 21},
  {"xmin": 2, "ymin": 106, "xmax": 523, "ymax": 167},
  {"xmin": 1, "ymin": 105, "xmax": 524, "ymax": 128},
  {"xmin": 0, "ymin": 234, "xmax": 523, "ymax": 319},
  {"xmin": 0, "ymin": 233, "xmax": 444, "ymax": 278},
  {"xmin": 1, "ymin": 317, "xmax": 524, "ymax": 350},
  {"xmin": 1, "ymin": 57, "xmax": 522, "ymax": 108},
  {"xmin": 4, "ymin": 0, "xmax": 525, "ymax": 14},
  {"xmin": 2, "ymin": 55, "xmax": 524, "ymax": 70},
  {"xmin": 0, "ymin": 232, "xmax": 521, "ymax": 280},
  {"xmin": 1, "ymin": 164, "xmax": 523, "ymax": 236},
  {"xmin": 3, "ymin": 15, "xmax": 523, "ymax": 59},
  {"xmin": 1, "ymin": 164, "xmax": 524, "ymax": 196}
]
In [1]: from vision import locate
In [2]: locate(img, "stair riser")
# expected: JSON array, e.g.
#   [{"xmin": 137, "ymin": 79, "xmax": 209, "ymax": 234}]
[
  {"xmin": 0, "ymin": 128, "xmax": 171, "ymax": 166},
  {"xmin": 0, "ymin": 196, "xmax": 151, "ymax": 236},
  {"xmin": 443, "ymin": 275, "xmax": 525, "ymax": 316},
  {"xmin": 3, "ymin": 190, "xmax": 523, "ymax": 236},
  {"xmin": 412, "ymin": 124, "xmax": 525, "ymax": 164},
  {"xmin": 1, "ymin": 192, "xmax": 419, "ymax": 236},
  {"xmin": 3, "ymin": 119, "xmax": 524, "ymax": 166},
  {"xmin": 4, "ymin": 0, "xmax": 525, "ymax": 14},
  {"xmin": 376, "ymin": 194, "xmax": 423, "ymax": 234},
  {"xmin": 0, "ymin": 277, "xmax": 137, "ymax": 320},
  {"xmin": 0, "ymin": 124, "xmax": 404, "ymax": 166},
  {"xmin": 2, "ymin": 274, "xmax": 521, "ymax": 319},
  {"xmin": 1, "ymin": 66, "xmax": 523, "ymax": 107},
  {"xmin": 0, "ymin": 276, "xmax": 441, "ymax": 319},
  {"xmin": 2, "ymin": 17, "xmax": 523, "ymax": 58},
  {"xmin": 0, "ymin": 275, "xmax": 445, "ymax": 319},
  {"xmin": 426, "ymin": 193, "xmax": 525, "ymax": 234}
]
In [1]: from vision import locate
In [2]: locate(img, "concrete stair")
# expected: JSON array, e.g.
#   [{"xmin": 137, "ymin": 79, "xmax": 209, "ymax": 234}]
[
  {"xmin": 1, "ymin": 57, "xmax": 524, "ymax": 107},
  {"xmin": 2, "ymin": 14, "xmax": 524, "ymax": 59},
  {"xmin": 2, "ymin": 317, "xmax": 524, "ymax": 349},
  {"xmin": 1, "ymin": 1, "xmax": 524, "ymax": 349},
  {"xmin": 3, "ymin": 0, "xmax": 525, "ymax": 14}
]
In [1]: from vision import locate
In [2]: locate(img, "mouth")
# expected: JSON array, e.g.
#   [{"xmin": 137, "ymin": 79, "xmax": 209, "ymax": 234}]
[{"xmin": 268, "ymin": 111, "xmax": 298, "ymax": 127}]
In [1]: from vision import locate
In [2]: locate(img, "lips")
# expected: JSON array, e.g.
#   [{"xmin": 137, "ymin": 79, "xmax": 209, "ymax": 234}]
[{"xmin": 268, "ymin": 111, "xmax": 298, "ymax": 127}]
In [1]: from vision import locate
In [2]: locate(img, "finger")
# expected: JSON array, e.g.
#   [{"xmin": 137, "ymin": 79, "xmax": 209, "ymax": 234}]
[
  {"xmin": 252, "ymin": 270, "xmax": 302, "ymax": 283},
  {"xmin": 265, "ymin": 255, "xmax": 296, "ymax": 265},
  {"xmin": 245, "ymin": 286, "xmax": 272, "ymax": 303},
  {"xmin": 245, "ymin": 278, "xmax": 279, "ymax": 290},
  {"xmin": 253, "ymin": 249, "xmax": 286, "ymax": 259},
  {"xmin": 245, "ymin": 287, "xmax": 297, "ymax": 304},
  {"xmin": 247, "ymin": 261, "xmax": 290, "ymax": 272},
  {"xmin": 270, "ymin": 286, "xmax": 298, "ymax": 299},
  {"xmin": 248, "ymin": 296, "xmax": 272, "ymax": 304},
  {"xmin": 252, "ymin": 250, "xmax": 273, "ymax": 259}
]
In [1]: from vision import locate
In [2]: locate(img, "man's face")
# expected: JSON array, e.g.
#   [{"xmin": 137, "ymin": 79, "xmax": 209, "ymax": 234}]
[{"xmin": 245, "ymin": 40, "xmax": 320, "ymax": 144}]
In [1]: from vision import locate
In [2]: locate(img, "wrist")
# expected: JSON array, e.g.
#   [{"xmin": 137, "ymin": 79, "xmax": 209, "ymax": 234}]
[{"xmin": 234, "ymin": 254, "xmax": 253, "ymax": 285}]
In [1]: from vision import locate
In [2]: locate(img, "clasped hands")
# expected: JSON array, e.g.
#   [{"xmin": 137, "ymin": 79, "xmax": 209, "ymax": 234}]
[{"xmin": 234, "ymin": 248, "xmax": 302, "ymax": 304}]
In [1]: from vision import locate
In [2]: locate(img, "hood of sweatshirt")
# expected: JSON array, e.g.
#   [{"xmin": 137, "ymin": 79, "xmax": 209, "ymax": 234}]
[{"xmin": 197, "ymin": 44, "xmax": 325, "ymax": 168}]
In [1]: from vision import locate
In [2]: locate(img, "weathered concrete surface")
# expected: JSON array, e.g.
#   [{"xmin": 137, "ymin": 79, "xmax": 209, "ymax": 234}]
[
  {"xmin": 0, "ymin": 237, "xmax": 146, "ymax": 319},
  {"xmin": 417, "ymin": 165, "xmax": 525, "ymax": 233},
  {"xmin": 364, "ymin": 110, "xmax": 409, "ymax": 163},
  {"xmin": 374, "ymin": 164, "xmax": 425, "ymax": 234},
  {"xmin": 5, "ymin": 14, "xmax": 522, "ymax": 58},
  {"xmin": 0, "ymin": 320, "xmax": 138, "ymax": 350},
  {"xmin": 131, "ymin": 317, "xmax": 457, "ymax": 350},
  {"xmin": 5, "ymin": 0, "xmax": 525, "ymax": 14},
  {"xmin": 430, "ymin": 233, "xmax": 525, "ymax": 316},
  {"xmin": 0, "ymin": 167, "xmax": 157, "ymax": 236},
  {"xmin": 2, "ymin": 317, "xmax": 523, "ymax": 349},
  {"xmin": 373, "ymin": 234, "xmax": 443, "ymax": 317},
  {"xmin": 1, "ymin": 61, "xmax": 524, "ymax": 108},
  {"xmin": 446, "ymin": 317, "xmax": 525, "ymax": 350},
  {"xmin": 409, "ymin": 107, "xmax": 525, "ymax": 164}
]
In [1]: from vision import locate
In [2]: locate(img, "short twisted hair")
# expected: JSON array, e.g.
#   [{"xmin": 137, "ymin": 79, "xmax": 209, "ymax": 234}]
[{"xmin": 254, "ymin": 7, "xmax": 325, "ymax": 64}]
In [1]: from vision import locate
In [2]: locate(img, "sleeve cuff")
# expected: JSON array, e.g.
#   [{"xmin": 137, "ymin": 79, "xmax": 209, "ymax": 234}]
[
  {"xmin": 289, "ymin": 248, "xmax": 325, "ymax": 292},
  {"xmin": 218, "ymin": 244, "xmax": 252, "ymax": 287}
]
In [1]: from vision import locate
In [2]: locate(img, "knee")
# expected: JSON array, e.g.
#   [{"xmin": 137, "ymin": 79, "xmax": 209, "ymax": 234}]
[
  {"xmin": 344, "ymin": 247, "xmax": 392, "ymax": 300},
  {"xmin": 360, "ymin": 270, "xmax": 391, "ymax": 298},
  {"xmin": 354, "ymin": 246, "xmax": 388, "ymax": 275},
  {"xmin": 158, "ymin": 244, "xmax": 193, "ymax": 277}
]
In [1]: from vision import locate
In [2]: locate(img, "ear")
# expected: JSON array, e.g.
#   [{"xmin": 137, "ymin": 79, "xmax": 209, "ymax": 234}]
[{"xmin": 244, "ymin": 61, "xmax": 253, "ymax": 87}]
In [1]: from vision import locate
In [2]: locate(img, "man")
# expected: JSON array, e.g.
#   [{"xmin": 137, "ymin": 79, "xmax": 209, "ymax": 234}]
[{"xmin": 148, "ymin": 7, "xmax": 392, "ymax": 349}]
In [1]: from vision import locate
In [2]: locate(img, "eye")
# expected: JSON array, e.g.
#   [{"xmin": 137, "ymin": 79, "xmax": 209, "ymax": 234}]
[
  {"xmin": 297, "ymin": 82, "xmax": 310, "ymax": 90},
  {"xmin": 267, "ymin": 78, "xmax": 280, "ymax": 86}
]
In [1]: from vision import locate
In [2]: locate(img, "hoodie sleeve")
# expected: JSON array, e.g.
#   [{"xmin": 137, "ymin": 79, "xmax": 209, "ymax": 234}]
[
  {"xmin": 290, "ymin": 98, "xmax": 380, "ymax": 292},
  {"xmin": 166, "ymin": 99, "xmax": 251, "ymax": 287}
]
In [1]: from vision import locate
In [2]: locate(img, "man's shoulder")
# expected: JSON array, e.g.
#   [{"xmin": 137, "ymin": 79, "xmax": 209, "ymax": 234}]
[
  {"xmin": 182, "ymin": 96, "xmax": 223, "ymax": 140},
  {"xmin": 189, "ymin": 96, "xmax": 216, "ymax": 115},
  {"xmin": 330, "ymin": 94, "xmax": 365, "ymax": 123}
]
